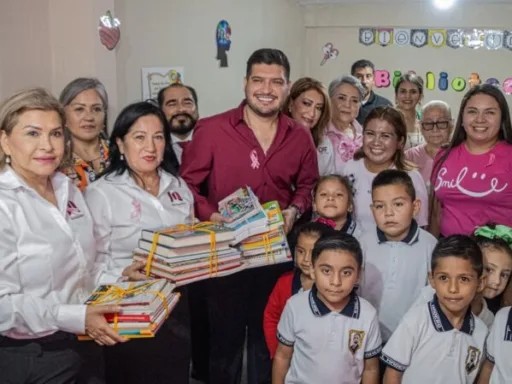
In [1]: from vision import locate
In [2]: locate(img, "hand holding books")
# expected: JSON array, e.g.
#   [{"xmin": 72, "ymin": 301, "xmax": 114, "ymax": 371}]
[
  {"xmin": 121, "ymin": 260, "xmax": 148, "ymax": 281},
  {"xmin": 209, "ymin": 212, "xmax": 233, "ymax": 224},
  {"xmin": 85, "ymin": 305, "xmax": 128, "ymax": 346}
]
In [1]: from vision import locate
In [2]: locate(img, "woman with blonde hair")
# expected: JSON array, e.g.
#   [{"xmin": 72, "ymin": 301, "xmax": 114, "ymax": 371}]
[{"xmin": 284, "ymin": 77, "xmax": 334, "ymax": 175}]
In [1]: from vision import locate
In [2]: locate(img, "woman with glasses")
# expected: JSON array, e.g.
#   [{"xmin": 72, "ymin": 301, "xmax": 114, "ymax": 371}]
[{"xmin": 406, "ymin": 101, "xmax": 453, "ymax": 191}]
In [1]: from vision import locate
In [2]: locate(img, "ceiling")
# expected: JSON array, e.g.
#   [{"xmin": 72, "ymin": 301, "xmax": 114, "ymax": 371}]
[{"xmin": 296, "ymin": 0, "xmax": 512, "ymax": 5}]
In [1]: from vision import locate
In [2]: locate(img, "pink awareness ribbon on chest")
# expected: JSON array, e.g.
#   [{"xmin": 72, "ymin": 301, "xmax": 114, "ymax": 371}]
[{"xmin": 250, "ymin": 149, "xmax": 260, "ymax": 169}]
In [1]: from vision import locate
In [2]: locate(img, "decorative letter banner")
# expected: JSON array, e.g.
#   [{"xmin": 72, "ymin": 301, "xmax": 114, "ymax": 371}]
[{"xmin": 359, "ymin": 27, "xmax": 512, "ymax": 51}]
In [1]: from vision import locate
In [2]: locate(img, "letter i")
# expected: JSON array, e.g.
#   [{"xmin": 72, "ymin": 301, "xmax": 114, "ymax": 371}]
[{"xmin": 438, "ymin": 72, "xmax": 449, "ymax": 91}]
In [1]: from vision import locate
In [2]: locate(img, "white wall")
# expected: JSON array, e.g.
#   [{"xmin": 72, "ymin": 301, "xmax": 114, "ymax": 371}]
[
  {"xmin": 302, "ymin": 2, "xmax": 512, "ymax": 116},
  {"xmin": 114, "ymin": 0, "xmax": 305, "ymax": 118}
]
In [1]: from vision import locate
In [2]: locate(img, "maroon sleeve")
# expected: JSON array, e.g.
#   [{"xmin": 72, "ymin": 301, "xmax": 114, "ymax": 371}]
[
  {"xmin": 180, "ymin": 121, "xmax": 217, "ymax": 221},
  {"xmin": 289, "ymin": 134, "xmax": 319, "ymax": 213},
  {"xmin": 263, "ymin": 272, "xmax": 293, "ymax": 359}
]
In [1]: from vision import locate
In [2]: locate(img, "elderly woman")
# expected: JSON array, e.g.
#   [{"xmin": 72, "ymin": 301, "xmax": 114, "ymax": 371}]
[
  {"xmin": 284, "ymin": 77, "xmax": 334, "ymax": 175},
  {"xmin": 395, "ymin": 73, "xmax": 424, "ymax": 149},
  {"xmin": 0, "ymin": 88, "xmax": 124, "ymax": 383},
  {"xmin": 325, "ymin": 75, "xmax": 365, "ymax": 173},
  {"xmin": 406, "ymin": 100, "xmax": 453, "ymax": 191},
  {"xmin": 85, "ymin": 101, "xmax": 194, "ymax": 384},
  {"xmin": 59, "ymin": 77, "xmax": 110, "ymax": 190}
]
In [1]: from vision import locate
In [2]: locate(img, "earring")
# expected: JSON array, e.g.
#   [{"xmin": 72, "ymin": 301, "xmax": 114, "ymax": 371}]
[
  {"xmin": 120, "ymin": 154, "xmax": 124, "ymax": 161},
  {"xmin": 5, "ymin": 155, "xmax": 10, "ymax": 164}
]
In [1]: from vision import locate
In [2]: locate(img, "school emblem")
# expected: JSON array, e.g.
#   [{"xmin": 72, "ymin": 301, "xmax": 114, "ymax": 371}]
[
  {"xmin": 348, "ymin": 330, "xmax": 365, "ymax": 355},
  {"xmin": 465, "ymin": 346, "xmax": 481, "ymax": 375}
]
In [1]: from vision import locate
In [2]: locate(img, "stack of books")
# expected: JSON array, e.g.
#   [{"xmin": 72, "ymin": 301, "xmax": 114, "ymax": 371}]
[
  {"xmin": 238, "ymin": 200, "xmax": 292, "ymax": 269},
  {"xmin": 133, "ymin": 223, "xmax": 243, "ymax": 285},
  {"xmin": 79, "ymin": 279, "xmax": 178, "ymax": 339}
]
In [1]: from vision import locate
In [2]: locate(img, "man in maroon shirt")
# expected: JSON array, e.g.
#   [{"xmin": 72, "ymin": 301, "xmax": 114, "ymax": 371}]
[{"xmin": 181, "ymin": 48, "xmax": 318, "ymax": 384}]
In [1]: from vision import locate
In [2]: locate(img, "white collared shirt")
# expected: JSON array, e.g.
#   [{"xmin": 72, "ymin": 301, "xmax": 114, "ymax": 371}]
[
  {"xmin": 316, "ymin": 136, "xmax": 335, "ymax": 176},
  {"xmin": 0, "ymin": 167, "xmax": 94, "ymax": 338},
  {"xmin": 172, "ymin": 131, "xmax": 193, "ymax": 164},
  {"xmin": 486, "ymin": 307, "xmax": 512, "ymax": 383},
  {"xmin": 84, "ymin": 170, "xmax": 194, "ymax": 284}
]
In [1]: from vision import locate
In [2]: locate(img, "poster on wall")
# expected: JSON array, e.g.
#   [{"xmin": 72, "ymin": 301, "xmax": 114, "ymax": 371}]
[{"xmin": 141, "ymin": 67, "xmax": 184, "ymax": 101}]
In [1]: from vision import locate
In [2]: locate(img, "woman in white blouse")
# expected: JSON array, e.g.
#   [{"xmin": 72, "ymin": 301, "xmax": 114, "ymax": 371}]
[
  {"xmin": 85, "ymin": 101, "xmax": 194, "ymax": 384},
  {"xmin": 0, "ymin": 88, "xmax": 124, "ymax": 383}
]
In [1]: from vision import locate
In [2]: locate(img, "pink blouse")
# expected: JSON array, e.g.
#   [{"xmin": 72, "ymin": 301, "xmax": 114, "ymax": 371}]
[{"xmin": 325, "ymin": 120, "xmax": 363, "ymax": 174}]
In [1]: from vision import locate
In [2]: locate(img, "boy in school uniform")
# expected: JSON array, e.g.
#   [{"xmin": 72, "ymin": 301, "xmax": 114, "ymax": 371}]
[
  {"xmin": 272, "ymin": 234, "xmax": 382, "ymax": 384},
  {"xmin": 477, "ymin": 306, "xmax": 512, "ymax": 383},
  {"xmin": 358, "ymin": 169, "xmax": 437, "ymax": 342},
  {"xmin": 381, "ymin": 235, "xmax": 488, "ymax": 383}
]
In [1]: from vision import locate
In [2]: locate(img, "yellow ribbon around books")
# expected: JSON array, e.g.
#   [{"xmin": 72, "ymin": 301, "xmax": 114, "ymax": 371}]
[
  {"xmin": 88, "ymin": 281, "xmax": 171, "ymax": 332},
  {"xmin": 145, "ymin": 222, "xmax": 219, "ymax": 278},
  {"xmin": 262, "ymin": 234, "xmax": 276, "ymax": 265}
]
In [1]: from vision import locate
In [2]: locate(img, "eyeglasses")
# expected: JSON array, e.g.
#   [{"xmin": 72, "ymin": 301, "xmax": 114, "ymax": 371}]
[{"xmin": 421, "ymin": 121, "xmax": 451, "ymax": 131}]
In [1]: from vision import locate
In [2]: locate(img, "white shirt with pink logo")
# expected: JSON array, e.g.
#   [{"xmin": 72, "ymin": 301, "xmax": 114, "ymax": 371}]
[
  {"xmin": 433, "ymin": 142, "xmax": 512, "ymax": 236},
  {"xmin": 317, "ymin": 136, "xmax": 335, "ymax": 176}
]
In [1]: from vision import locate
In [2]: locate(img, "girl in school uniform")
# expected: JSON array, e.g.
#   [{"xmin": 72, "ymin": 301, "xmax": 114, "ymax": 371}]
[
  {"xmin": 0, "ymin": 88, "xmax": 124, "ymax": 383},
  {"xmin": 84, "ymin": 101, "xmax": 193, "ymax": 384}
]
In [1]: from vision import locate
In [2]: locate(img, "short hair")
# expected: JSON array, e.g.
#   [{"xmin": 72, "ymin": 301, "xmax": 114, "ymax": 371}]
[
  {"xmin": 296, "ymin": 221, "xmax": 337, "ymax": 241},
  {"xmin": 313, "ymin": 174, "xmax": 354, "ymax": 210},
  {"xmin": 246, "ymin": 48, "xmax": 291, "ymax": 81},
  {"xmin": 371, "ymin": 169, "xmax": 416, "ymax": 200},
  {"xmin": 283, "ymin": 77, "xmax": 331, "ymax": 147},
  {"xmin": 157, "ymin": 83, "xmax": 198, "ymax": 108},
  {"xmin": 59, "ymin": 77, "xmax": 109, "ymax": 129},
  {"xmin": 431, "ymin": 235, "xmax": 484, "ymax": 277},
  {"xmin": 350, "ymin": 59, "xmax": 375, "ymax": 76},
  {"xmin": 0, "ymin": 87, "xmax": 67, "ymax": 168},
  {"xmin": 101, "ymin": 102, "xmax": 179, "ymax": 182},
  {"xmin": 311, "ymin": 233, "xmax": 363, "ymax": 270},
  {"xmin": 421, "ymin": 100, "xmax": 452, "ymax": 120},
  {"xmin": 328, "ymin": 75, "xmax": 365, "ymax": 102},
  {"xmin": 394, "ymin": 73, "xmax": 424, "ymax": 96}
]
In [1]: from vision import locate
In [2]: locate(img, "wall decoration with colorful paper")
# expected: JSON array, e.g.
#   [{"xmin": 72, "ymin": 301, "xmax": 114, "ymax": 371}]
[
  {"xmin": 99, "ymin": 10, "xmax": 121, "ymax": 51},
  {"xmin": 216, "ymin": 20, "xmax": 231, "ymax": 68}
]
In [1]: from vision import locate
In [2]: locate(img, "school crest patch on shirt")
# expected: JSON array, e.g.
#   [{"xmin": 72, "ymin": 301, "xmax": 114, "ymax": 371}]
[
  {"xmin": 465, "ymin": 346, "xmax": 481, "ymax": 374},
  {"xmin": 66, "ymin": 201, "xmax": 83, "ymax": 219},
  {"xmin": 348, "ymin": 329, "xmax": 365, "ymax": 355}
]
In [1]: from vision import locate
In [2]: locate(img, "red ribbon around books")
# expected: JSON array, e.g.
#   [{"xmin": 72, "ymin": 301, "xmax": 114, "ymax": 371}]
[{"xmin": 145, "ymin": 222, "xmax": 220, "ymax": 278}]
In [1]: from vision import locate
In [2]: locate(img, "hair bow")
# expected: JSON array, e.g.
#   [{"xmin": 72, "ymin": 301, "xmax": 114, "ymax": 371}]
[
  {"xmin": 474, "ymin": 224, "xmax": 512, "ymax": 246},
  {"xmin": 315, "ymin": 217, "xmax": 337, "ymax": 230}
]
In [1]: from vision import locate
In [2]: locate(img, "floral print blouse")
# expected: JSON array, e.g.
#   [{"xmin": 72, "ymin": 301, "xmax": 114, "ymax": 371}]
[{"xmin": 325, "ymin": 120, "xmax": 363, "ymax": 174}]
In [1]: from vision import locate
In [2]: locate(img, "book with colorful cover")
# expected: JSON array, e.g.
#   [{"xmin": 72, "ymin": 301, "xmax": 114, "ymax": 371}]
[
  {"xmin": 140, "ymin": 223, "xmax": 234, "ymax": 248},
  {"xmin": 219, "ymin": 187, "xmax": 268, "ymax": 229},
  {"xmin": 262, "ymin": 201, "xmax": 284, "ymax": 231}
]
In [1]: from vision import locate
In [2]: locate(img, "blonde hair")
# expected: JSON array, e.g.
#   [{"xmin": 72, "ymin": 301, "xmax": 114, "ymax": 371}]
[{"xmin": 0, "ymin": 87, "xmax": 68, "ymax": 168}]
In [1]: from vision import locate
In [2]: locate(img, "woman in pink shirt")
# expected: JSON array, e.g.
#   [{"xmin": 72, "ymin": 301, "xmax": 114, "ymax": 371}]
[
  {"xmin": 325, "ymin": 75, "xmax": 365, "ymax": 173},
  {"xmin": 405, "ymin": 100, "xmax": 453, "ymax": 192},
  {"xmin": 430, "ymin": 84, "xmax": 512, "ymax": 237}
]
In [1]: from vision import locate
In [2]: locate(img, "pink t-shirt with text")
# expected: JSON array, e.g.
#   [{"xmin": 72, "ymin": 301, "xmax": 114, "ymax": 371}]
[{"xmin": 432, "ymin": 142, "xmax": 512, "ymax": 236}]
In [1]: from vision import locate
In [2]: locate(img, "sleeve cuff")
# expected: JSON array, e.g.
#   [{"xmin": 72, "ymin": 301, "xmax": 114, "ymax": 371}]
[
  {"xmin": 365, "ymin": 345, "xmax": 383, "ymax": 359},
  {"xmin": 57, "ymin": 304, "xmax": 87, "ymax": 334},
  {"xmin": 380, "ymin": 353, "xmax": 407, "ymax": 372},
  {"xmin": 486, "ymin": 350, "xmax": 495, "ymax": 364},
  {"xmin": 277, "ymin": 331, "xmax": 294, "ymax": 347}
]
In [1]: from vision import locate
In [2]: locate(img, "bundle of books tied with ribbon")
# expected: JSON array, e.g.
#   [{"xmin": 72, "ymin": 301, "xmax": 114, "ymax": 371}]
[
  {"xmin": 133, "ymin": 222, "xmax": 244, "ymax": 285},
  {"xmin": 79, "ymin": 279, "xmax": 178, "ymax": 339},
  {"xmin": 219, "ymin": 187, "xmax": 292, "ymax": 269}
]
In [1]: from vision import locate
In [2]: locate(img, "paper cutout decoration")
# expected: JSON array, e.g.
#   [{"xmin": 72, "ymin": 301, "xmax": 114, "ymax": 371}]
[
  {"xmin": 428, "ymin": 29, "xmax": 446, "ymax": 48},
  {"xmin": 216, "ymin": 20, "xmax": 231, "ymax": 68},
  {"xmin": 504, "ymin": 31, "xmax": 512, "ymax": 51},
  {"xmin": 359, "ymin": 28, "xmax": 376, "ymax": 46},
  {"xmin": 377, "ymin": 28, "xmax": 393, "ymax": 47},
  {"xmin": 464, "ymin": 29, "xmax": 484, "ymax": 49},
  {"xmin": 99, "ymin": 10, "xmax": 120, "ymax": 51},
  {"xmin": 468, "ymin": 73, "xmax": 482, "ymax": 88},
  {"xmin": 503, "ymin": 78, "xmax": 512, "ymax": 94},
  {"xmin": 410, "ymin": 29, "xmax": 428, "ymax": 48},
  {"xmin": 394, "ymin": 29, "xmax": 410, "ymax": 46},
  {"xmin": 141, "ymin": 67, "xmax": 184, "ymax": 101},
  {"xmin": 320, "ymin": 43, "xmax": 339, "ymax": 66},
  {"xmin": 446, "ymin": 29, "xmax": 464, "ymax": 49},
  {"xmin": 484, "ymin": 30, "xmax": 504, "ymax": 50},
  {"xmin": 485, "ymin": 78, "xmax": 500, "ymax": 88}
]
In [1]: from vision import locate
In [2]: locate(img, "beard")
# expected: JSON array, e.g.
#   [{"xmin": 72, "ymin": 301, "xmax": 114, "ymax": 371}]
[
  {"xmin": 245, "ymin": 97, "xmax": 283, "ymax": 118},
  {"xmin": 169, "ymin": 113, "xmax": 197, "ymax": 136}
]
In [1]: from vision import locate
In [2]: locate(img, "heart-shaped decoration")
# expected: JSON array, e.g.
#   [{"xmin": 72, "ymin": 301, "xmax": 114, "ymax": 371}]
[{"xmin": 99, "ymin": 10, "xmax": 121, "ymax": 51}]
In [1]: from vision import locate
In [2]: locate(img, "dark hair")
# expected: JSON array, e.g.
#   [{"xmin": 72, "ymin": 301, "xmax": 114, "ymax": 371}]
[
  {"xmin": 283, "ymin": 77, "xmax": 331, "ymax": 147},
  {"xmin": 157, "ymin": 83, "xmax": 198, "ymax": 108},
  {"xmin": 313, "ymin": 174, "xmax": 354, "ymax": 209},
  {"xmin": 432, "ymin": 84, "xmax": 512, "ymax": 183},
  {"xmin": 246, "ymin": 48, "xmax": 290, "ymax": 81},
  {"xmin": 311, "ymin": 233, "xmax": 363, "ymax": 270},
  {"xmin": 394, "ymin": 73, "xmax": 424, "ymax": 96},
  {"xmin": 431, "ymin": 235, "xmax": 484, "ymax": 277},
  {"xmin": 372, "ymin": 169, "xmax": 416, "ymax": 200},
  {"xmin": 472, "ymin": 223, "xmax": 512, "ymax": 260},
  {"xmin": 354, "ymin": 106, "xmax": 416, "ymax": 171},
  {"xmin": 297, "ymin": 221, "xmax": 337, "ymax": 242},
  {"xmin": 350, "ymin": 59, "xmax": 375, "ymax": 75},
  {"xmin": 102, "ymin": 102, "xmax": 179, "ymax": 182}
]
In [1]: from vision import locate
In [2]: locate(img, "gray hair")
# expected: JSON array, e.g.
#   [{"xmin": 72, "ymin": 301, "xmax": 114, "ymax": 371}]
[
  {"xmin": 328, "ymin": 75, "xmax": 365, "ymax": 102},
  {"xmin": 421, "ymin": 100, "xmax": 452, "ymax": 120},
  {"xmin": 59, "ymin": 78, "xmax": 109, "ymax": 128}
]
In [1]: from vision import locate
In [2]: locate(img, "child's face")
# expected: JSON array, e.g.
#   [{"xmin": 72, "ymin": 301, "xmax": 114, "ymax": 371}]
[
  {"xmin": 312, "ymin": 249, "xmax": 360, "ymax": 311},
  {"xmin": 371, "ymin": 184, "xmax": 420, "ymax": 241},
  {"xmin": 429, "ymin": 256, "xmax": 484, "ymax": 317},
  {"xmin": 295, "ymin": 233, "xmax": 319, "ymax": 277},
  {"xmin": 313, "ymin": 179, "xmax": 351, "ymax": 221},
  {"xmin": 482, "ymin": 247, "xmax": 512, "ymax": 299}
]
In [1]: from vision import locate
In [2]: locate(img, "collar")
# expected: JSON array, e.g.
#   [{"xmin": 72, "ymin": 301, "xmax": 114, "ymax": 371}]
[
  {"xmin": 376, "ymin": 219, "xmax": 420, "ymax": 245},
  {"xmin": 172, "ymin": 131, "xmax": 193, "ymax": 143},
  {"xmin": 308, "ymin": 284, "xmax": 360, "ymax": 318},
  {"xmin": 326, "ymin": 120, "xmax": 364, "ymax": 136},
  {"xmin": 363, "ymin": 91, "xmax": 376, "ymax": 106},
  {"xmin": 428, "ymin": 294, "xmax": 475, "ymax": 335},
  {"xmin": 231, "ymin": 100, "xmax": 293, "ymax": 131},
  {"xmin": 0, "ymin": 166, "xmax": 69, "ymax": 191},
  {"xmin": 292, "ymin": 269, "xmax": 302, "ymax": 295},
  {"xmin": 340, "ymin": 213, "xmax": 357, "ymax": 235}
]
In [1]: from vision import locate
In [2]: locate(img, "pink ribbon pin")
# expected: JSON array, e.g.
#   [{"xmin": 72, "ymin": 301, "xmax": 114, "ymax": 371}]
[{"xmin": 250, "ymin": 150, "xmax": 260, "ymax": 169}]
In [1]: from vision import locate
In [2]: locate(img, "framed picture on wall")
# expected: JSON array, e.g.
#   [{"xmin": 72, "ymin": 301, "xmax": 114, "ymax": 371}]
[{"xmin": 141, "ymin": 67, "xmax": 185, "ymax": 101}]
